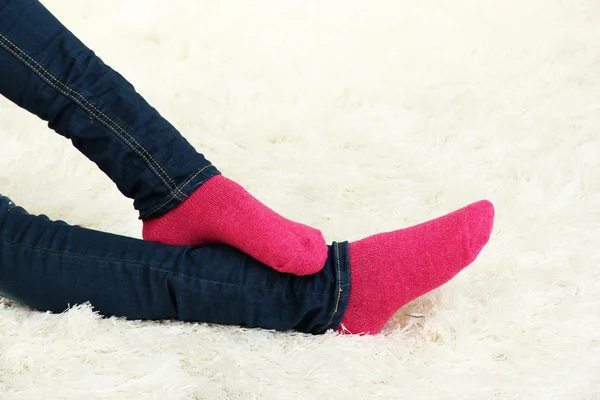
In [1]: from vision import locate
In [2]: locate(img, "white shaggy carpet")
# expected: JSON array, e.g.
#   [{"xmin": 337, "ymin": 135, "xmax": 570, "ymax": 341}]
[{"xmin": 1, "ymin": 0, "xmax": 599, "ymax": 398}]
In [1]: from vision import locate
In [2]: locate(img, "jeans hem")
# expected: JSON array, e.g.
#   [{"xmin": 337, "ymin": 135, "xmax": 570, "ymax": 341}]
[
  {"xmin": 316, "ymin": 241, "xmax": 351, "ymax": 334},
  {"xmin": 140, "ymin": 166, "xmax": 221, "ymax": 220}
]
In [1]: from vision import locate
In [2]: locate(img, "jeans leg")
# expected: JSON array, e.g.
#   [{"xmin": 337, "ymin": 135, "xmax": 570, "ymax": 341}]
[
  {"xmin": 0, "ymin": 0, "xmax": 220, "ymax": 219},
  {"xmin": 0, "ymin": 195, "xmax": 350, "ymax": 334}
]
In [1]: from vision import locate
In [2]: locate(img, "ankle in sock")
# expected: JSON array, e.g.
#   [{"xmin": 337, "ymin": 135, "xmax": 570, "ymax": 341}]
[
  {"xmin": 338, "ymin": 200, "xmax": 495, "ymax": 335},
  {"xmin": 142, "ymin": 174, "xmax": 328, "ymax": 276}
]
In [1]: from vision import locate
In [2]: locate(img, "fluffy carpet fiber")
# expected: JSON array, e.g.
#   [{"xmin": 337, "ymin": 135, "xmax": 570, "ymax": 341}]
[{"xmin": 1, "ymin": 0, "xmax": 599, "ymax": 398}]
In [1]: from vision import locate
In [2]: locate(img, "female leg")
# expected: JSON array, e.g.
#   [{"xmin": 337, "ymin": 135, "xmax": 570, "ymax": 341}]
[
  {"xmin": 0, "ymin": 0, "xmax": 326, "ymax": 276},
  {"xmin": 0, "ymin": 194, "xmax": 349, "ymax": 333},
  {"xmin": 0, "ymin": 194, "xmax": 494, "ymax": 335}
]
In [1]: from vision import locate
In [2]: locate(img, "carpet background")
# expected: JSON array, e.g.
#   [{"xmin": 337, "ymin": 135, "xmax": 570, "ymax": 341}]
[{"xmin": 0, "ymin": 0, "xmax": 599, "ymax": 398}]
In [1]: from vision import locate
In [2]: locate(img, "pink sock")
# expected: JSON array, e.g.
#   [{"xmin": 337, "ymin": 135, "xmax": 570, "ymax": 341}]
[
  {"xmin": 143, "ymin": 175, "xmax": 327, "ymax": 275},
  {"xmin": 338, "ymin": 200, "xmax": 495, "ymax": 335}
]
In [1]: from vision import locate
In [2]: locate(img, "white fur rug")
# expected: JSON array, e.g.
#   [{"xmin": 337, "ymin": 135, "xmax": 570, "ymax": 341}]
[{"xmin": 1, "ymin": 0, "xmax": 599, "ymax": 398}]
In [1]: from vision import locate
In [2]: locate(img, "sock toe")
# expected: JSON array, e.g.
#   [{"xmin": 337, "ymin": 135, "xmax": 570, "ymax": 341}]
[
  {"xmin": 279, "ymin": 228, "xmax": 328, "ymax": 275},
  {"xmin": 465, "ymin": 200, "xmax": 495, "ymax": 261}
]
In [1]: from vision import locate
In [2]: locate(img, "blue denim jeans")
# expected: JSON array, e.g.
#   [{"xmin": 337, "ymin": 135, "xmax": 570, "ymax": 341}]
[
  {"xmin": 0, "ymin": 0, "xmax": 352, "ymax": 333},
  {"xmin": 0, "ymin": 195, "xmax": 350, "ymax": 334},
  {"xmin": 0, "ymin": 0, "xmax": 219, "ymax": 219}
]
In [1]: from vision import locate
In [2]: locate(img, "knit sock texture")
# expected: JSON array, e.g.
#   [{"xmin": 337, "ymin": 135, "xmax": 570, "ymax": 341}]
[
  {"xmin": 143, "ymin": 174, "xmax": 328, "ymax": 275},
  {"xmin": 338, "ymin": 200, "xmax": 495, "ymax": 335}
]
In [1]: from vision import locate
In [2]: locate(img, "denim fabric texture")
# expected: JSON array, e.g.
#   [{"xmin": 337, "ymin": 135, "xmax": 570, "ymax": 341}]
[
  {"xmin": 0, "ymin": 0, "xmax": 219, "ymax": 219},
  {"xmin": 0, "ymin": 195, "xmax": 351, "ymax": 333}
]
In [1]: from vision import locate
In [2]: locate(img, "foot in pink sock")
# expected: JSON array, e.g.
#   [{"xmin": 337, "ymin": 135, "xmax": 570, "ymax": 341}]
[
  {"xmin": 143, "ymin": 175, "xmax": 327, "ymax": 275},
  {"xmin": 338, "ymin": 200, "xmax": 495, "ymax": 335}
]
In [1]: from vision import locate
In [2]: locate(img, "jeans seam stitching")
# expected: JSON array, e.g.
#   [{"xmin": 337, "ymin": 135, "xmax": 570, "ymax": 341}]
[
  {"xmin": 0, "ymin": 33, "xmax": 185, "ymax": 202},
  {"xmin": 322, "ymin": 242, "xmax": 343, "ymax": 331},
  {"xmin": 144, "ymin": 164, "xmax": 216, "ymax": 218}
]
